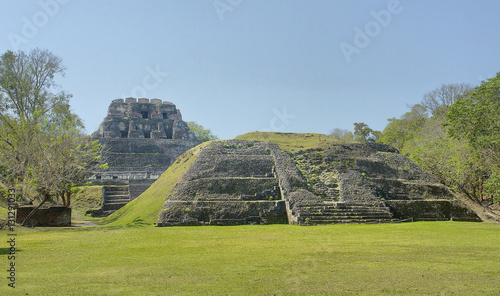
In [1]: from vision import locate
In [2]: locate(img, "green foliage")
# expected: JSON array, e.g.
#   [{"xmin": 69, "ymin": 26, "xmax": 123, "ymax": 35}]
[
  {"xmin": 0, "ymin": 48, "xmax": 106, "ymax": 207},
  {"xmin": 379, "ymin": 104, "xmax": 428, "ymax": 151},
  {"xmin": 444, "ymin": 73, "xmax": 500, "ymax": 202},
  {"xmin": 187, "ymin": 121, "xmax": 218, "ymax": 142},
  {"xmin": 404, "ymin": 116, "xmax": 485, "ymax": 198},
  {"xmin": 330, "ymin": 128, "xmax": 355, "ymax": 142},
  {"xmin": 378, "ymin": 78, "xmax": 500, "ymax": 204},
  {"xmin": 484, "ymin": 171, "xmax": 500, "ymax": 204},
  {"xmin": 353, "ymin": 122, "xmax": 380, "ymax": 143},
  {"xmin": 447, "ymin": 72, "xmax": 500, "ymax": 162}
]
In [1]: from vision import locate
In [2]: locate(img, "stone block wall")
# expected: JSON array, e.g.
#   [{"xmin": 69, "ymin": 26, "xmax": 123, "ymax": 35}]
[
  {"xmin": 158, "ymin": 200, "xmax": 287, "ymax": 226},
  {"xmin": 16, "ymin": 206, "xmax": 71, "ymax": 227},
  {"xmin": 386, "ymin": 200, "xmax": 482, "ymax": 221},
  {"xmin": 90, "ymin": 138, "xmax": 201, "ymax": 182},
  {"xmin": 171, "ymin": 178, "xmax": 279, "ymax": 201}
]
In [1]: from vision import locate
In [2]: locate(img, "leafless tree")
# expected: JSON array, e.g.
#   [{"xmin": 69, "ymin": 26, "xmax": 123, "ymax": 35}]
[{"xmin": 421, "ymin": 83, "xmax": 472, "ymax": 116}]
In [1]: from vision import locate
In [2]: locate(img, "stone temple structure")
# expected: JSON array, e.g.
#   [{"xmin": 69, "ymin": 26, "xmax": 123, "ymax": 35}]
[
  {"xmin": 157, "ymin": 140, "xmax": 481, "ymax": 226},
  {"xmin": 89, "ymin": 98, "xmax": 201, "ymax": 216},
  {"xmin": 93, "ymin": 98, "xmax": 197, "ymax": 140}
]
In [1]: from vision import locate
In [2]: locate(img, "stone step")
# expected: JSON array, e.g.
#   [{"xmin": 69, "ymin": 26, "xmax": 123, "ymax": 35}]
[
  {"xmin": 104, "ymin": 186, "xmax": 129, "ymax": 190},
  {"xmin": 101, "ymin": 210, "xmax": 116, "ymax": 216},
  {"xmin": 299, "ymin": 213, "xmax": 392, "ymax": 219},
  {"xmin": 102, "ymin": 203, "xmax": 128, "ymax": 211},
  {"xmin": 293, "ymin": 201, "xmax": 394, "ymax": 225},
  {"xmin": 104, "ymin": 189, "xmax": 129, "ymax": 194},
  {"xmin": 104, "ymin": 199, "xmax": 130, "ymax": 204},
  {"xmin": 297, "ymin": 203, "xmax": 387, "ymax": 208},
  {"xmin": 298, "ymin": 208, "xmax": 391, "ymax": 214},
  {"xmin": 300, "ymin": 211, "xmax": 392, "ymax": 217},
  {"xmin": 104, "ymin": 192, "xmax": 129, "ymax": 196},
  {"xmin": 104, "ymin": 195, "xmax": 130, "ymax": 200},
  {"xmin": 303, "ymin": 219, "xmax": 395, "ymax": 224}
]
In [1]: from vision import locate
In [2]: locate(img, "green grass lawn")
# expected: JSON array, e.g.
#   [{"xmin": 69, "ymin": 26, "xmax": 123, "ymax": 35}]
[{"xmin": 2, "ymin": 222, "xmax": 499, "ymax": 295}]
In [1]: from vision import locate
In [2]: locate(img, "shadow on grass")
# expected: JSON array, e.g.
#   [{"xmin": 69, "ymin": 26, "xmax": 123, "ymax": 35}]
[{"xmin": 0, "ymin": 247, "xmax": 21, "ymax": 255}]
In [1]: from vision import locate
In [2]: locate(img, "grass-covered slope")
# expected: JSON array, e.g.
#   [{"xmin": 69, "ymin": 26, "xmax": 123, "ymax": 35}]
[
  {"xmin": 100, "ymin": 142, "xmax": 207, "ymax": 226},
  {"xmin": 71, "ymin": 185, "xmax": 103, "ymax": 221},
  {"xmin": 236, "ymin": 132, "xmax": 337, "ymax": 153}
]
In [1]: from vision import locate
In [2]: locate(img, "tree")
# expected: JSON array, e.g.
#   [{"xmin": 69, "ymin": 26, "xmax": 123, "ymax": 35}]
[
  {"xmin": 353, "ymin": 122, "xmax": 379, "ymax": 143},
  {"xmin": 447, "ymin": 73, "xmax": 500, "ymax": 163},
  {"xmin": 330, "ymin": 128, "xmax": 355, "ymax": 142},
  {"xmin": 187, "ymin": 121, "xmax": 218, "ymax": 142},
  {"xmin": 421, "ymin": 83, "xmax": 472, "ymax": 116},
  {"xmin": 404, "ymin": 115, "xmax": 486, "ymax": 202},
  {"xmin": 379, "ymin": 104, "xmax": 428, "ymax": 152},
  {"xmin": 0, "ymin": 49, "xmax": 105, "ymax": 221},
  {"xmin": 446, "ymin": 73, "xmax": 500, "ymax": 203},
  {"xmin": 378, "ymin": 78, "xmax": 499, "ymax": 205},
  {"xmin": 484, "ymin": 171, "xmax": 500, "ymax": 204}
]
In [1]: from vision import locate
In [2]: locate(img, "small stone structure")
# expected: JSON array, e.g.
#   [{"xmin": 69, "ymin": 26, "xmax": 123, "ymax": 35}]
[
  {"xmin": 156, "ymin": 140, "xmax": 481, "ymax": 226},
  {"xmin": 89, "ymin": 98, "xmax": 201, "ymax": 215},
  {"xmin": 16, "ymin": 206, "xmax": 71, "ymax": 227}
]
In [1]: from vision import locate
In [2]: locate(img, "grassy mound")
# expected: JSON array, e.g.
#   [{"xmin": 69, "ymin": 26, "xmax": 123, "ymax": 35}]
[
  {"xmin": 236, "ymin": 131, "xmax": 337, "ymax": 153},
  {"xmin": 99, "ymin": 142, "xmax": 207, "ymax": 226},
  {"xmin": 71, "ymin": 186, "xmax": 103, "ymax": 220}
]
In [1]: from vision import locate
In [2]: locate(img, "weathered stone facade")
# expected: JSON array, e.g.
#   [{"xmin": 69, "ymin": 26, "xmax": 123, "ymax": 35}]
[
  {"xmin": 157, "ymin": 141, "xmax": 288, "ymax": 226},
  {"xmin": 89, "ymin": 98, "xmax": 201, "ymax": 215},
  {"xmin": 156, "ymin": 140, "xmax": 481, "ymax": 226},
  {"xmin": 92, "ymin": 98, "xmax": 197, "ymax": 140},
  {"xmin": 16, "ymin": 206, "xmax": 71, "ymax": 227}
]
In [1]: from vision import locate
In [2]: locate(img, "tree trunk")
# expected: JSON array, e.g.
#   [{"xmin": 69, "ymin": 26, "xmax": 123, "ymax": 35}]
[
  {"xmin": 458, "ymin": 185, "xmax": 478, "ymax": 204},
  {"xmin": 65, "ymin": 190, "xmax": 71, "ymax": 207},
  {"xmin": 21, "ymin": 192, "xmax": 50, "ymax": 226},
  {"xmin": 60, "ymin": 192, "xmax": 66, "ymax": 207},
  {"xmin": 60, "ymin": 191, "xmax": 68, "ymax": 207},
  {"xmin": 479, "ymin": 179, "xmax": 484, "ymax": 203}
]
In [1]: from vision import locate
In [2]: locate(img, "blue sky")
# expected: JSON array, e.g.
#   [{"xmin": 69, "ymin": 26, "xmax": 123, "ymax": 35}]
[{"xmin": 1, "ymin": 0, "xmax": 499, "ymax": 139}]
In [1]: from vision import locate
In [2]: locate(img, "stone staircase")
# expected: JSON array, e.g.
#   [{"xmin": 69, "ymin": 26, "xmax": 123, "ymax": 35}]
[
  {"xmin": 101, "ymin": 186, "xmax": 130, "ymax": 216},
  {"xmin": 295, "ymin": 202, "xmax": 394, "ymax": 225}
]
